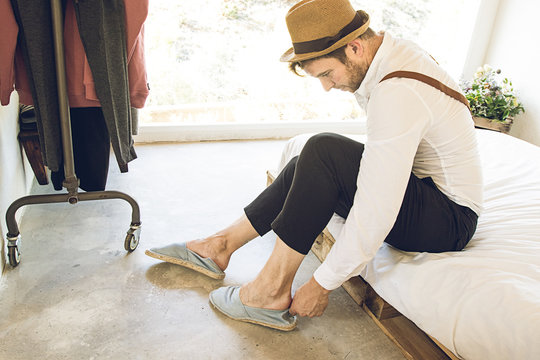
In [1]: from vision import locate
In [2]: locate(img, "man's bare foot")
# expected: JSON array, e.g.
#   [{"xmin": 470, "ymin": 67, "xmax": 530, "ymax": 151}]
[
  {"xmin": 186, "ymin": 235, "xmax": 231, "ymax": 271},
  {"xmin": 239, "ymin": 280, "xmax": 292, "ymax": 311}
]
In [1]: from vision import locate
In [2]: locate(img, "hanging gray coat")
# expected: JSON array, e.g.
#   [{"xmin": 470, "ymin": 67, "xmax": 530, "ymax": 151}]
[{"xmin": 10, "ymin": 0, "xmax": 136, "ymax": 173}]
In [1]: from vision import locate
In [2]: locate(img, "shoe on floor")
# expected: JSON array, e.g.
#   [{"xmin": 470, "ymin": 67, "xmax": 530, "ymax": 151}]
[
  {"xmin": 209, "ymin": 285, "xmax": 297, "ymax": 331},
  {"xmin": 145, "ymin": 243, "xmax": 225, "ymax": 280}
]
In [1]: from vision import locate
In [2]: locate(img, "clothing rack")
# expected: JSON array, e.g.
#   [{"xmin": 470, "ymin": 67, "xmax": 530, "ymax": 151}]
[{"xmin": 4, "ymin": 0, "xmax": 142, "ymax": 267}]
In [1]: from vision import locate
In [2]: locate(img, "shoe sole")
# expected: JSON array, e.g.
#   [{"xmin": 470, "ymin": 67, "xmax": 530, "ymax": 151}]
[
  {"xmin": 208, "ymin": 297, "xmax": 297, "ymax": 332},
  {"xmin": 145, "ymin": 249, "xmax": 225, "ymax": 280}
]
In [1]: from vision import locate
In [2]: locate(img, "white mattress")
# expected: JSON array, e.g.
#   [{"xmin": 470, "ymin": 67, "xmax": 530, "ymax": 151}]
[{"xmin": 278, "ymin": 130, "xmax": 540, "ymax": 360}]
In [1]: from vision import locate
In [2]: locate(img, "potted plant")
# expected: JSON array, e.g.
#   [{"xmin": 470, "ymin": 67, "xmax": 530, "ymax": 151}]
[{"xmin": 461, "ymin": 64, "xmax": 524, "ymax": 133}]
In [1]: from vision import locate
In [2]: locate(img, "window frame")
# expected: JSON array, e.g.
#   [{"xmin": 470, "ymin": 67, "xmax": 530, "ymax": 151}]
[{"xmin": 135, "ymin": 0, "xmax": 496, "ymax": 143}]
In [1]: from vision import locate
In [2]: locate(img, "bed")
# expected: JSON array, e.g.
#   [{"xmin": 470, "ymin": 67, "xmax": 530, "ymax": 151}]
[{"xmin": 273, "ymin": 129, "xmax": 540, "ymax": 360}]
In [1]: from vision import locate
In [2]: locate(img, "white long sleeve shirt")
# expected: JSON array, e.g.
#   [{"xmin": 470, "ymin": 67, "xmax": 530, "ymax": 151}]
[{"xmin": 313, "ymin": 33, "xmax": 483, "ymax": 291}]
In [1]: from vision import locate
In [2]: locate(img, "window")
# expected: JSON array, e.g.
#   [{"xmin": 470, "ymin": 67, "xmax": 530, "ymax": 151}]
[{"xmin": 140, "ymin": 0, "xmax": 481, "ymax": 129}]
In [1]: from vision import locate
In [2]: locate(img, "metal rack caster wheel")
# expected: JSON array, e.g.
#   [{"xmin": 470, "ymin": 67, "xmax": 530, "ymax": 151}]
[
  {"xmin": 124, "ymin": 225, "xmax": 141, "ymax": 252},
  {"xmin": 8, "ymin": 246, "xmax": 21, "ymax": 267}
]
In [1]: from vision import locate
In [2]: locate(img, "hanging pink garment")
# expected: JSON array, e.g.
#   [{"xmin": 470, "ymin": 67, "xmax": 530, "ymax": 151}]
[
  {"xmin": 0, "ymin": 0, "xmax": 149, "ymax": 109},
  {"xmin": 0, "ymin": 0, "xmax": 19, "ymax": 106}
]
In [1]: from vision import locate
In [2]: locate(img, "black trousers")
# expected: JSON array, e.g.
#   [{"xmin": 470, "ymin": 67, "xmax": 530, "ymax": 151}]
[
  {"xmin": 51, "ymin": 107, "xmax": 110, "ymax": 192},
  {"xmin": 244, "ymin": 133, "xmax": 478, "ymax": 255}
]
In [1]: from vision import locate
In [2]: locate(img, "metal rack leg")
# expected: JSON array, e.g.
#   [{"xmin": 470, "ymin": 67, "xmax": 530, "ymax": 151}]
[{"xmin": 5, "ymin": 190, "xmax": 142, "ymax": 267}]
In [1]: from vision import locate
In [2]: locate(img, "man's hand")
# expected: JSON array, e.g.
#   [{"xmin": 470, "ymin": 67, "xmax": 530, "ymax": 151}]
[{"xmin": 289, "ymin": 276, "xmax": 331, "ymax": 317}]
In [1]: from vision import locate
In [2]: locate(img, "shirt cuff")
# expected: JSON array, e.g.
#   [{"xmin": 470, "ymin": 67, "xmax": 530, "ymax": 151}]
[{"xmin": 313, "ymin": 261, "xmax": 348, "ymax": 291}]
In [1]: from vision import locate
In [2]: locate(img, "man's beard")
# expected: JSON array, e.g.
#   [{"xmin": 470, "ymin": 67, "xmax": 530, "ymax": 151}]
[{"xmin": 341, "ymin": 59, "xmax": 369, "ymax": 92}]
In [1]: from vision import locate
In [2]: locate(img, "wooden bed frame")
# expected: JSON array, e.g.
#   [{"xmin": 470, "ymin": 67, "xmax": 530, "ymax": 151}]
[{"xmin": 267, "ymin": 170, "xmax": 459, "ymax": 360}]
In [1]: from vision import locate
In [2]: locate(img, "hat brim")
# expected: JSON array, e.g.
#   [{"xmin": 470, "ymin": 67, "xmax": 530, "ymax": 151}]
[{"xmin": 280, "ymin": 10, "xmax": 370, "ymax": 63}]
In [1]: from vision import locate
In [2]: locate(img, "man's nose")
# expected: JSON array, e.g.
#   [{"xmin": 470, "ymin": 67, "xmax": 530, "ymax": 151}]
[{"xmin": 319, "ymin": 78, "xmax": 334, "ymax": 92}]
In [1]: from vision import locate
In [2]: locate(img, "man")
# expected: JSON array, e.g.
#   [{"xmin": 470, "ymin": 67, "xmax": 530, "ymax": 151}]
[{"xmin": 145, "ymin": 0, "xmax": 482, "ymax": 331}]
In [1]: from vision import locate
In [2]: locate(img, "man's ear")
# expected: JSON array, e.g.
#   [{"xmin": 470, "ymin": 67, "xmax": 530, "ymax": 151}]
[{"xmin": 346, "ymin": 38, "xmax": 364, "ymax": 58}]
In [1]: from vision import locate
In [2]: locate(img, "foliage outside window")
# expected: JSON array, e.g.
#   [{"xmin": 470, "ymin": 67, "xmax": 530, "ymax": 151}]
[{"xmin": 142, "ymin": 0, "xmax": 479, "ymax": 125}]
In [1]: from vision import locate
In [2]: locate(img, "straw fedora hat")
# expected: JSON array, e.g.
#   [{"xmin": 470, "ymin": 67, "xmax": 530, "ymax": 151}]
[{"xmin": 280, "ymin": 0, "xmax": 370, "ymax": 62}]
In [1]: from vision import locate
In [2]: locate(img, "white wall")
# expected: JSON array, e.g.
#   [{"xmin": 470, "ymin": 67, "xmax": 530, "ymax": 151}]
[
  {"xmin": 471, "ymin": 0, "xmax": 540, "ymax": 145},
  {"xmin": 0, "ymin": 92, "xmax": 34, "ymax": 272}
]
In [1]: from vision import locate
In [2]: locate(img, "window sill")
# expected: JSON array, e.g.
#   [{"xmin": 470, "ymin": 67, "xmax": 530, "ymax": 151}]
[{"xmin": 134, "ymin": 120, "xmax": 367, "ymax": 143}]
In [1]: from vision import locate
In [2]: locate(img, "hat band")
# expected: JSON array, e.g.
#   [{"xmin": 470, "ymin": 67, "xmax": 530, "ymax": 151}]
[{"xmin": 292, "ymin": 12, "xmax": 364, "ymax": 55}]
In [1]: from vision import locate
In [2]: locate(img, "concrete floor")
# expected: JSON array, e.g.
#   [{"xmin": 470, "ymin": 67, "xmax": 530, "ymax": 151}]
[{"xmin": 0, "ymin": 140, "xmax": 404, "ymax": 360}]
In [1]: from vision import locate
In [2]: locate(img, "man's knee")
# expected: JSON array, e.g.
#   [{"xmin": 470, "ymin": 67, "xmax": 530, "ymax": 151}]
[
  {"xmin": 301, "ymin": 133, "xmax": 341, "ymax": 160},
  {"xmin": 305, "ymin": 132, "xmax": 339, "ymax": 149}
]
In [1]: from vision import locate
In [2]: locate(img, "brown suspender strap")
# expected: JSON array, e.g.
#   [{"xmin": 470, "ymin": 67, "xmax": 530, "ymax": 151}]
[{"xmin": 380, "ymin": 71, "xmax": 471, "ymax": 111}]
